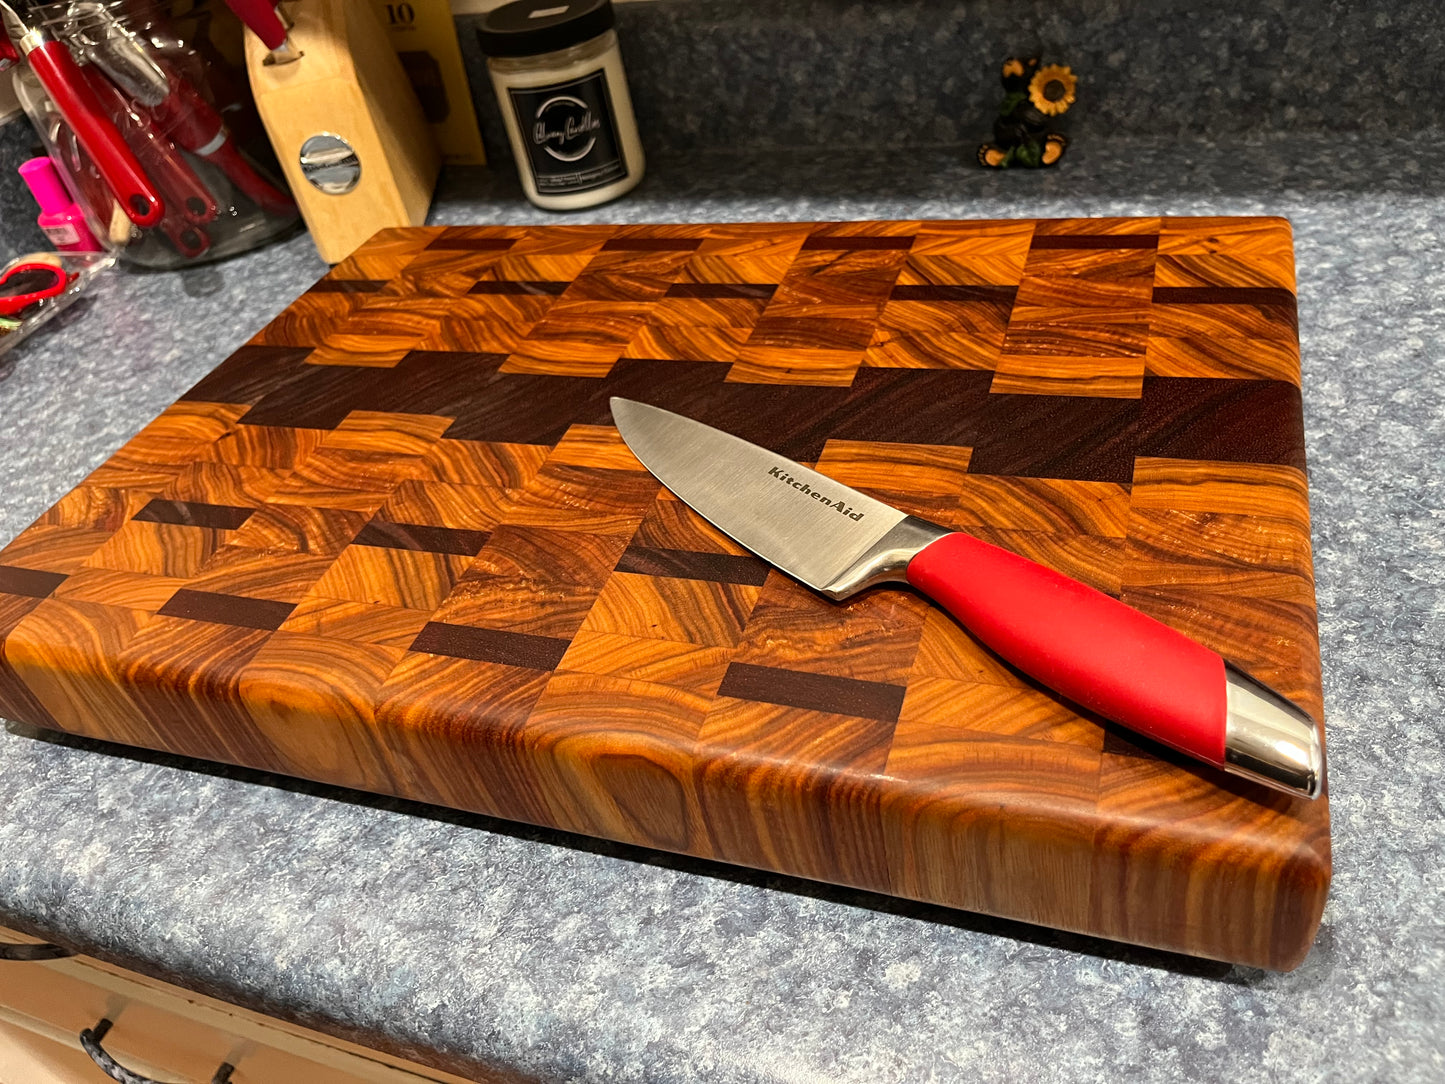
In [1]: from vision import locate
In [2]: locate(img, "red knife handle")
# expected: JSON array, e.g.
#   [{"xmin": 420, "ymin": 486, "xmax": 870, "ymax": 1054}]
[
  {"xmin": 223, "ymin": 0, "xmax": 289, "ymax": 50},
  {"xmin": 906, "ymin": 531, "xmax": 1227, "ymax": 763},
  {"xmin": 23, "ymin": 40, "xmax": 163, "ymax": 228},
  {"xmin": 80, "ymin": 67, "xmax": 218, "ymax": 229}
]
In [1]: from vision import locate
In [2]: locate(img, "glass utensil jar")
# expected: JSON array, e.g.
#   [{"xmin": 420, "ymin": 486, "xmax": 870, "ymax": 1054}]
[
  {"xmin": 478, "ymin": 0, "xmax": 644, "ymax": 210},
  {"xmin": 13, "ymin": 0, "xmax": 299, "ymax": 270}
]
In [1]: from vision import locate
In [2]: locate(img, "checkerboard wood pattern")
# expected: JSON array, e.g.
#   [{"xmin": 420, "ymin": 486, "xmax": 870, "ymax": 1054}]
[{"xmin": 0, "ymin": 219, "xmax": 1329, "ymax": 969}]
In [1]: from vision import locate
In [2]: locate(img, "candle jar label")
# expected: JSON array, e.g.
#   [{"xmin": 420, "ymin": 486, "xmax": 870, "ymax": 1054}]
[{"xmin": 507, "ymin": 70, "xmax": 628, "ymax": 195}]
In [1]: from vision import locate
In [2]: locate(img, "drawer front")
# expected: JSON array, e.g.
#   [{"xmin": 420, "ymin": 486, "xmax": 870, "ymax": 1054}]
[
  {"xmin": 1, "ymin": 1015, "xmax": 120, "ymax": 1084},
  {"xmin": 0, "ymin": 928, "xmax": 483, "ymax": 1083}
]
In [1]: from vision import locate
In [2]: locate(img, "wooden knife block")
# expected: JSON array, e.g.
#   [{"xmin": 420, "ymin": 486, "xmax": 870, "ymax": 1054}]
[
  {"xmin": 245, "ymin": 0, "xmax": 439, "ymax": 263},
  {"xmin": 0, "ymin": 218, "xmax": 1331, "ymax": 970}
]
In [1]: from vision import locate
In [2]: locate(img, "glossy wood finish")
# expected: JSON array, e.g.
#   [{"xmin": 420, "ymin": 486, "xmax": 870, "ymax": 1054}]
[{"xmin": 0, "ymin": 219, "xmax": 1329, "ymax": 969}]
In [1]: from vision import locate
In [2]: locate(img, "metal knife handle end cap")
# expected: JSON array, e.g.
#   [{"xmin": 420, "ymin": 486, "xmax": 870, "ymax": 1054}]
[{"xmin": 1222, "ymin": 664, "xmax": 1324, "ymax": 800}]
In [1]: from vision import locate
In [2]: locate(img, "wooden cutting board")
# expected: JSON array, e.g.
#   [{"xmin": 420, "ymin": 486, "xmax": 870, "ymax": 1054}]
[{"xmin": 0, "ymin": 218, "xmax": 1329, "ymax": 970}]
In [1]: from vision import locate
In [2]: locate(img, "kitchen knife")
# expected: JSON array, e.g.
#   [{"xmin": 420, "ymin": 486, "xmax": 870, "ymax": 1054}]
[{"xmin": 610, "ymin": 397, "xmax": 1324, "ymax": 800}]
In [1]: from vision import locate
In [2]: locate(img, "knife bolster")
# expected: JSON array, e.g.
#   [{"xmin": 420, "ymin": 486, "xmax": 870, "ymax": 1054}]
[
  {"xmin": 820, "ymin": 516, "xmax": 953, "ymax": 599},
  {"xmin": 1223, "ymin": 664, "xmax": 1324, "ymax": 799}
]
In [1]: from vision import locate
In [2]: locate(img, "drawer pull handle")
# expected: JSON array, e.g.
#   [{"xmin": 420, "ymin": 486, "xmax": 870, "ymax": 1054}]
[
  {"xmin": 80, "ymin": 1018, "xmax": 235, "ymax": 1084},
  {"xmin": 0, "ymin": 941, "xmax": 74, "ymax": 961}
]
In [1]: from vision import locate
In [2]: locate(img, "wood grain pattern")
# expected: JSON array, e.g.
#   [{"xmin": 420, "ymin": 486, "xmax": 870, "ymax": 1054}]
[{"xmin": 0, "ymin": 219, "xmax": 1329, "ymax": 970}]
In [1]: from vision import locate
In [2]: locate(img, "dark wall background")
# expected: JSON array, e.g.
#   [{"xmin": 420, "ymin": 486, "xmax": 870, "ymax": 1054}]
[{"xmin": 3, "ymin": 0, "xmax": 1442, "ymax": 259}]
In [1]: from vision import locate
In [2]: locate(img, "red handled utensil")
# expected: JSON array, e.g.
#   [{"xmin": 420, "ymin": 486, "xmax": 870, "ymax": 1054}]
[
  {"xmin": 0, "ymin": 0, "xmax": 162, "ymax": 227},
  {"xmin": 65, "ymin": 2, "xmax": 294, "ymax": 220},
  {"xmin": 80, "ymin": 63, "xmax": 218, "ymax": 229},
  {"xmin": 147, "ymin": 63, "xmax": 295, "ymax": 217}
]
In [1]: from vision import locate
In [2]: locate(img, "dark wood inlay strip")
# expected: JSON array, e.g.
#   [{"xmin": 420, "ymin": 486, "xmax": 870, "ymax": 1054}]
[
  {"xmin": 468, "ymin": 281, "xmax": 570, "ymax": 296},
  {"xmin": 801, "ymin": 235, "xmax": 914, "ymax": 251},
  {"xmin": 310, "ymin": 279, "xmax": 386, "ymax": 293},
  {"xmin": 717, "ymin": 662, "xmax": 907, "ymax": 723},
  {"xmin": 0, "ymin": 566, "xmax": 67, "ymax": 600},
  {"xmin": 158, "ymin": 589, "xmax": 295, "ymax": 631},
  {"xmin": 665, "ymin": 283, "xmax": 777, "ymax": 300},
  {"xmin": 890, "ymin": 285, "xmax": 1018, "ymax": 303},
  {"xmin": 615, "ymin": 545, "xmax": 771, "ymax": 586},
  {"xmin": 1152, "ymin": 286, "xmax": 1298, "ymax": 306},
  {"xmin": 1031, "ymin": 235, "xmax": 1159, "ymax": 250},
  {"xmin": 410, "ymin": 622, "xmax": 570, "ymax": 670},
  {"xmin": 134, "ymin": 500, "xmax": 256, "ymax": 531},
  {"xmin": 425, "ymin": 237, "xmax": 517, "ymax": 251},
  {"xmin": 602, "ymin": 237, "xmax": 705, "ymax": 251},
  {"xmin": 353, "ymin": 522, "xmax": 492, "ymax": 556}
]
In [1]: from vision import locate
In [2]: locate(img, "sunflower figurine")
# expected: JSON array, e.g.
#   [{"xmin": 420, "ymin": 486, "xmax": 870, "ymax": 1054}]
[{"xmin": 978, "ymin": 57, "xmax": 1077, "ymax": 168}]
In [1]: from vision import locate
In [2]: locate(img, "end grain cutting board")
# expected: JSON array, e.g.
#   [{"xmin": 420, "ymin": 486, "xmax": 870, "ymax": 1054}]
[{"xmin": 0, "ymin": 218, "xmax": 1330, "ymax": 969}]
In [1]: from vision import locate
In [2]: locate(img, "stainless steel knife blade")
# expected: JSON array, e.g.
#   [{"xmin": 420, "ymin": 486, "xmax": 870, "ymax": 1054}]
[{"xmin": 610, "ymin": 397, "xmax": 919, "ymax": 596}]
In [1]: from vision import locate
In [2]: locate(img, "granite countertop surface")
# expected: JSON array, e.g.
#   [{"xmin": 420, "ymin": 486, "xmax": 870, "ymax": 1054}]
[{"xmin": 1, "ymin": 135, "xmax": 1442, "ymax": 1084}]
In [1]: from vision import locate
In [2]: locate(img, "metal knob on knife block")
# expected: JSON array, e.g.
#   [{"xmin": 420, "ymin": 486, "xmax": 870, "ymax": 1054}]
[{"xmin": 299, "ymin": 133, "xmax": 362, "ymax": 195}]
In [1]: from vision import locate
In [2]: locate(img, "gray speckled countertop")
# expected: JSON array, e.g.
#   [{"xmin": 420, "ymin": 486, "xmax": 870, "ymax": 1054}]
[{"xmin": 2, "ymin": 135, "xmax": 1443, "ymax": 1083}]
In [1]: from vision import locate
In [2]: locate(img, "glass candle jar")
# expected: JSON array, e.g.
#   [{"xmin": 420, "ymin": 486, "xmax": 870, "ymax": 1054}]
[{"xmin": 478, "ymin": 0, "xmax": 644, "ymax": 211}]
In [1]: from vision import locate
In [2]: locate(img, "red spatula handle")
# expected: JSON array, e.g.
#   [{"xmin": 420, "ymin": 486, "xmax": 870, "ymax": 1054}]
[
  {"xmin": 906, "ymin": 531, "xmax": 1228, "ymax": 763},
  {"xmin": 24, "ymin": 39, "xmax": 163, "ymax": 227}
]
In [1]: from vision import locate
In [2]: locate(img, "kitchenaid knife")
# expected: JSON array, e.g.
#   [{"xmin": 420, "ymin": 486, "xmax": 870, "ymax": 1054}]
[{"xmin": 609, "ymin": 397, "xmax": 1324, "ymax": 800}]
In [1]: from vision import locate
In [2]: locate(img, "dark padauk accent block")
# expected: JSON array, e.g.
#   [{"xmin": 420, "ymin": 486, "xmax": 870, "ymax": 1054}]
[
  {"xmin": 308, "ymin": 279, "xmax": 386, "ymax": 293},
  {"xmin": 717, "ymin": 662, "xmax": 908, "ymax": 723},
  {"xmin": 0, "ymin": 566, "xmax": 67, "ymax": 600},
  {"xmin": 158, "ymin": 589, "xmax": 296, "ymax": 631},
  {"xmin": 890, "ymin": 285, "xmax": 1018, "ymax": 303},
  {"xmin": 1135, "ymin": 377, "xmax": 1307, "ymax": 472},
  {"xmin": 664, "ymin": 283, "xmax": 777, "ymax": 300},
  {"xmin": 800, "ymin": 235, "xmax": 914, "ymax": 250},
  {"xmin": 467, "ymin": 280, "xmax": 569, "ymax": 296},
  {"xmin": 178, "ymin": 346, "xmax": 316, "ymax": 408},
  {"xmin": 615, "ymin": 545, "xmax": 772, "ymax": 586},
  {"xmin": 1030, "ymin": 234, "xmax": 1159, "ymax": 249},
  {"xmin": 238, "ymin": 362, "xmax": 387, "ymax": 430},
  {"xmin": 134, "ymin": 500, "xmax": 256, "ymax": 531},
  {"xmin": 834, "ymin": 368, "xmax": 996, "ymax": 448},
  {"xmin": 409, "ymin": 622, "xmax": 570, "ymax": 670},
  {"xmin": 968, "ymin": 393, "xmax": 1142, "ymax": 483},
  {"xmin": 1151, "ymin": 287, "xmax": 1299, "ymax": 307},
  {"xmin": 354, "ymin": 521, "xmax": 492, "ymax": 557},
  {"xmin": 602, "ymin": 237, "xmax": 705, "ymax": 251},
  {"xmin": 425, "ymin": 236, "xmax": 516, "ymax": 251}
]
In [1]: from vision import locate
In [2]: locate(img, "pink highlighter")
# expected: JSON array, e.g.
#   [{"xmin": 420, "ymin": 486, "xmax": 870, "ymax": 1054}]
[{"xmin": 19, "ymin": 157, "xmax": 103, "ymax": 253}]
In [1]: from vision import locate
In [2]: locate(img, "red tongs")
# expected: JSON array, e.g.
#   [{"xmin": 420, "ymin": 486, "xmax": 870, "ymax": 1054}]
[
  {"xmin": 69, "ymin": 0, "xmax": 295, "ymax": 220},
  {"xmin": 0, "ymin": 0, "xmax": 162, "ymax": 227}
]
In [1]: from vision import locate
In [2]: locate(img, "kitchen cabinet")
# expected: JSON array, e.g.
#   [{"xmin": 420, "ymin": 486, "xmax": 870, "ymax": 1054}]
[{"xmin": 0, "ymin": 926, "xmax": 484, "ymax": 1084}]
